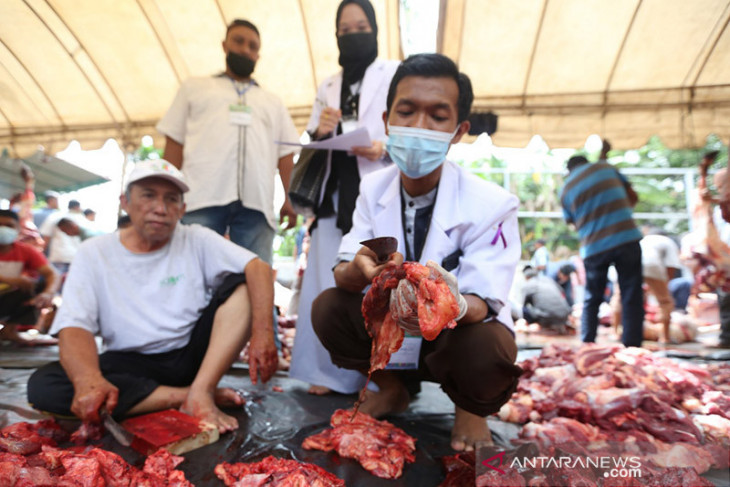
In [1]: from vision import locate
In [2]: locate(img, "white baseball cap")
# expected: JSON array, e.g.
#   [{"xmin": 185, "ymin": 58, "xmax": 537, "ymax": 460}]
[{"xmin": 125, "ymin": 159, "xmax": 189, "ymax": 193}]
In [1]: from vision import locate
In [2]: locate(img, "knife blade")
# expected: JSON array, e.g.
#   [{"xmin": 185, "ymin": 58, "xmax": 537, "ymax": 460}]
[
  {"xmin": 100, "ymin": 408, "xmax": 134, "ymax": 447},
  {"xmin": 360, "ymin": 237, "xmax": 398, "ymax": 264}
]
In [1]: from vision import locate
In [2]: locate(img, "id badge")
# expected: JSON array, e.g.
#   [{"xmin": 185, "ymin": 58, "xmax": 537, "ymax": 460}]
[
  {"xmin": 340, "ymin": 116, "xmax": 358, "ymax": 134},
  {"xmin": 229, "ymin": 104, "xmax": 252, "ymax": 126},
  {"xmin": 386, "ymin": 336, "xmax": 422, "ymax": 370}
]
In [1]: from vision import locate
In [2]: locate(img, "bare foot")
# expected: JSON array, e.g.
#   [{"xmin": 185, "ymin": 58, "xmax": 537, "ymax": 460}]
[
  {"xmin": 451, "ymin": 405, "xmax": 493, "ymax": 451},
  {"xmin": 181, "ymin": 389, "xmax": 241, "ymax": 433},
  {"xmin": 358, "ymin": 371, "xmax": 409, "ymax": 419},
  {"xmin": 214, "ymin": 387, "xmax": 244, "ymax": 408},
  {"xmin": 307, "ymin": 385, "xmax": 331, "ymax": 395}
]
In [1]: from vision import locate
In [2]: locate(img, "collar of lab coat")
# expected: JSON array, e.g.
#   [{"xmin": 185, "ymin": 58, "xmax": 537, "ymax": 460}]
[
  {"xmin": 375, "ymin": 161, "xmax": 461, "ymax": 261},
  {"xmin": 326, "ymin": 59, "xmax": 389, "ymax": 120}
]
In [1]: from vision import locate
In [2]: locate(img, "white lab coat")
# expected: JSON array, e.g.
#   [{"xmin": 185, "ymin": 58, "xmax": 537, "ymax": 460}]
[
  {"xmin": 289, "ymin": 59, "xmax": 399, "ymax": 393},
  {"xmin": 340, "ymin": 161, "xmax": 521, "ymax": 332},
  {"xmin": 305, "ymin": 58, "xmax": 400, "ymax": 201}
]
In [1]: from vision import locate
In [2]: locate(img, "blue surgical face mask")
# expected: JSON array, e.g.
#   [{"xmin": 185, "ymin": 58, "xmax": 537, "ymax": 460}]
[
  {"xmin": 0, "ymin": 226, "xmax": 19, "ymax": 245},
  {"xmin": 386, "ymin": 124, "xmax": 458, "ymax": 179}
]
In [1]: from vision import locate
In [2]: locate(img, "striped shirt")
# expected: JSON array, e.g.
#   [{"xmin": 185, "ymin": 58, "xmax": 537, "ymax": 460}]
[{"xmin": 560, "ymin": 161, "xmax": 641, "ymax": 259}]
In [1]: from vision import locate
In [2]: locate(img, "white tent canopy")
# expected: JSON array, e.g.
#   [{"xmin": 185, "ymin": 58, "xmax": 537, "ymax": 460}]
[{"xmin": 1, "ymin": 0, "xmax": 729, "ymax": 157}]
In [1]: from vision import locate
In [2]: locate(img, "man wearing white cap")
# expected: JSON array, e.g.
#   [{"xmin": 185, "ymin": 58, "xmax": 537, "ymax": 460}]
[{"xmin": 27, "ymin": 160, "xmax": 277, "ymax": 433}]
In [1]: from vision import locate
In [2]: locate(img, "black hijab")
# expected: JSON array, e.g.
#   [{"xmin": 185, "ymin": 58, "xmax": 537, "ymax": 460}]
[
  {"xmin": 316, "ymin": 0, "xmax": 379, "ymax": 234},
  {"xmin": 336, "ymin": 0, "xmax": 378, "ymax": 86}
]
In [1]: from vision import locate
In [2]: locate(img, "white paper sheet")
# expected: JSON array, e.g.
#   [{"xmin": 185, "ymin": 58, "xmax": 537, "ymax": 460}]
[{"xmin": 277, "ymin": 127, "xmax": 371, "ymax": 152}]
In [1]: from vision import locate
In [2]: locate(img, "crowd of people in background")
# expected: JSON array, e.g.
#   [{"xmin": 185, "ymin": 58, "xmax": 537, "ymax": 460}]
[
  {"xmin": 0, "ymin": 162, "xmax": 103, "ymax": 344},
  {"xmin": 517, "ymin": 150, "xmax": 730, "ymax": 350}
]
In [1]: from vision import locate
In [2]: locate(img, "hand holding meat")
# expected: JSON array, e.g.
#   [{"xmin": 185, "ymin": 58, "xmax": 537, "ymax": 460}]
[
  {"xmin": 389, "ymin": 279, "xmax": 422, "ymax": 335},
  {"xmin": 71, "ymin": 376, "xmax": 119, "ymax": 423},
  {"xmin": 425, "ymin": 260, "xmax": 467, "ymax": 321},
  {"xmin": 353, "ymin": 246, "xmax": 403, "ymax": 282}
]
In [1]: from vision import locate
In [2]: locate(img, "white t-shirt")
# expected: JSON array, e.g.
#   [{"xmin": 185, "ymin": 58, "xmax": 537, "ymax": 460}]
[
  {"xmin": 49, "ymin": 224, "xmax": 256, "ymax": 353},
  {"xmin": 156, "ymin": 76, "xmax": 300, "ymax": 228},
  {"xmin": 640, "ymin": 234, "xmax": 681, "ymax": 282},
  {"xmin": 39, "ymin": 212, "xmax": 84, "ymax": 264}
]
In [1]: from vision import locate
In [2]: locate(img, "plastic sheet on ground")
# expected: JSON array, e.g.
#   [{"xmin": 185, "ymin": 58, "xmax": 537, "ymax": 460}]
[{"xmin": 1, "ymin": 346, "xmax": 728, "ymax": 486}]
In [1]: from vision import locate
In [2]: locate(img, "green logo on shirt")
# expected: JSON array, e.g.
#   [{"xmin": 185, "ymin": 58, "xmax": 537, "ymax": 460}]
[{"xmin": 161, "ymin": 274, "xmax": 184, "ymax": 286}]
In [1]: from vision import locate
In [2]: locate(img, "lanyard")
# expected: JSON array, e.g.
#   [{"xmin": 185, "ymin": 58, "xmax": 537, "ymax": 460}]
[{"xmin": 230, "ymin": 78, "xmax": 253, "ymax": 101}]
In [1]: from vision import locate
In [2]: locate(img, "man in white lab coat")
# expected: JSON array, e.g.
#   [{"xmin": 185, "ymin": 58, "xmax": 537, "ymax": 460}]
[{"xmin": 312, "ymin": 53, "xmax": 523, "ymax": 451}]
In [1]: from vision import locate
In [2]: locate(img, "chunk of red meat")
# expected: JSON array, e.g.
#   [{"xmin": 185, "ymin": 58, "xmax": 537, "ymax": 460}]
[
  {"xmin": 33, "ymin": 419, "xmax": 70, "ymax": 444},
  {"xmin": 30, "ymin": 445, "xmax": 73, "ymax": 471},
  {"xmin": 644, "ymin": 466, "xmax": 716, "ymax": 487},
  {"xmin": 69, "ymin": 422, "xmax": 103, "ymax": 445},
  {"xmin": 302, "ymin": 409, "xmax": 416, "ymax": 480},
  {"xmin": 0, "ymin": 451, "xmax": 27, "ymax": 465},
  {"xmin": 0, "ymin": 422, "xmax": 56, "ymax": 455},
  {"xmin": 362, "ymin": 262, "xmax": 458, "ymax": 374},
  {"xmin": 138, "ymin": 449, "xmax": 191, "ymax": 486},
  {"xmin": 413, "ymin": 271, "xmax": 459, "ymax": 340},
  {"xmin": 438, "ymin": 452, "xmax": 475, "ymax": 487},
  {"xmin": 87, "ymin": 448, "xmax": 136, "ymax": 487},
  {"xmin": 476, "ymin": 466, "xmax": 527, "ymax": 486},
  {"xmin": 143, "ymin": 448, "xmax": 185, "ymax": 476},
  {"xmin": 59, "ymin": 456, "xmax": 105, "ymax": 487},
  {"xmin": 0, "ymin": 461, "xmax": 22, "ymax": 487},
  {"xmin": 214, "ymin": 456, "xmax": 344, "ymax": 486},
  {"xmin": 13, "ymin": 465, "xmax": 56, "ymax": 487}
]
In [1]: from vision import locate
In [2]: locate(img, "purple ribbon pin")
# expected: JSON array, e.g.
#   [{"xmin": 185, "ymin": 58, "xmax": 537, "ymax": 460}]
[{"xmin": 490, "ymin": 221, "xmax": 506, "ymax": 248}]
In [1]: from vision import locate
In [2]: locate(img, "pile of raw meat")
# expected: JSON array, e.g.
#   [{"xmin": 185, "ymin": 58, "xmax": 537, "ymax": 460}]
[
  {"xmin": 362, "ymin": 261, "xmax": 459, "ymax": 373},
  {"xmin": 215, "ymin": 456, "xmax": 344, "ymax": 486},
  {"xmin": 438, "ymin": 446, "xmax": 717, "ymax": 487},
  {"xmin": 302, "ymin": 409, "xmax": 416, "ymax": 479},
  {"xmin": 493, "ymin": 344, "xmax": 730, "ymax": 482},
  {"xmin": 0, "ymin": 419, "xmax": 191, "ymax": 486}
]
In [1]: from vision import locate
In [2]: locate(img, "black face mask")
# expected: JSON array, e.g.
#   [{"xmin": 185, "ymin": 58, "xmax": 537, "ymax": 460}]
[
  {"xmin": 226, "ymin": 51, "xmax": 256, "ymax": 78},
  {"xmin": 338, "ymin": 32, "xmax": 377, "ymax": 67}
]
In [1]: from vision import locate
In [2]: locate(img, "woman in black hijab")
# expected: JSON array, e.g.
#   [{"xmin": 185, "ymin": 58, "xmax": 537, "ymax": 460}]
[{"xmin": 289, "ymin": 0, "xmax": 399, "ymax": 395}]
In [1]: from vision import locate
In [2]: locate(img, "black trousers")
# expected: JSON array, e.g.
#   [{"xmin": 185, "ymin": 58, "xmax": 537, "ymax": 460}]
[
  {"xmin": 0, "ymin": 278, "xmax": 46, "ymax": 325},
  {"xmin": 312, "ymin": 287, "xmax": 523, "ymax": 417},
  {"xmin": 27, "ymin": 273, "xmax": 247, "ymax": 419}
]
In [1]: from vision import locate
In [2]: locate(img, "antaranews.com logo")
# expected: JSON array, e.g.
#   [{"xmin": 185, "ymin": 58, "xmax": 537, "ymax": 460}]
[{"xmin": 482, "ymin": 450, "xmax": 642, "ymax": 479}]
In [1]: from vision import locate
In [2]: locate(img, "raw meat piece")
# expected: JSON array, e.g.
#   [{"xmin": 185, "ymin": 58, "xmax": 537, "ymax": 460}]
[
  {"xmin": 31, "ymin": 445, "xmax": 73, "ymax": 471},
  {"xmin": 519, "ymin": 417, "xmax": 602, "ymax": 446},
  {"xmin": 645, "ymin": 442, "xmax": 714, "ymax": 474},
  {"xmin": 574, "ymin": 387, "xmax": 646, "ymax": 419},
  {"xmin": 214, "ymin": 456, "xmax": 344, "ymax": 486},
  {"xmin": 362, "ymin": 262, "xmax": 458, "ymax": 373},
  {"xmin": 302, "ymin": 409, "xmax": 416, "ymax": 479},
  {"xmin": 692, "ymin": 414, "xmax": 730, "ymax": 445},
  {"xmin": 87, "ymin": 448, "xmax": 135, "ymax": 486},
  {"xmin": 476, "ymin": 466, "xmax": 527, "ymax": 486},
  {"xmin": 13, "ymin": 465, "xmax": 57, "ymax": 486},
  {"xmin": 141, "ymin": 448, "xmax": 192, "ymax": 486},
  {"xmin": 33, "ymin": 419, "xmax": 70, "ymax": 444},
  {"xmin": 438, "ymin": 451, "xmax": 476, "ymax": 487},
  {"xmin": 143, "ymin": 448, "xmax": 185, "ymax": 476},
  {"xmin": 0, "ymin": 421, "xmax": 57, "ymax": 455},
  {"xmin": 69, "ymin": 422, "xmax": 103, "ymax": 445},
  {"xmin": 0, "ymin": 419, "xmax": 192, "ymax": 487},
  {"xmin": 544, "ymin": 467, "xmax": 597, "ymax": 487},
  {"xmin": 59, "ymin": 455, "xmax": 105, "ymax": 487},
  {"xmin": 573, "ymin": 344, "xmax": 623, "ymax": 376},
  {"xmin": 683, "ymin": 390, "xmax": 730, "ymax": 419},
  {"xmin": 644, "ymin": 466, "xmax": 716, "ymax": 487}
]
